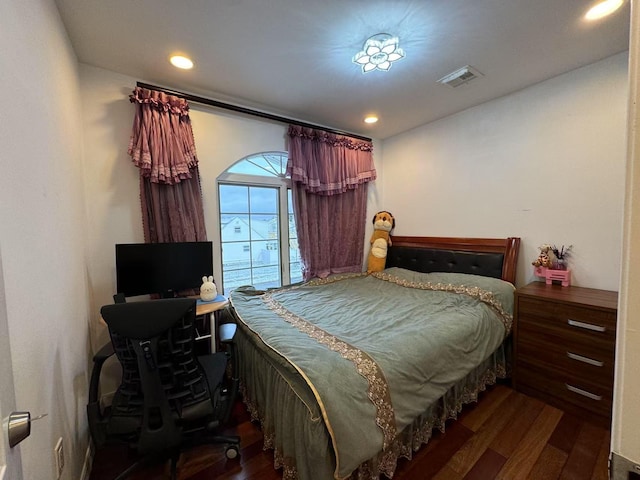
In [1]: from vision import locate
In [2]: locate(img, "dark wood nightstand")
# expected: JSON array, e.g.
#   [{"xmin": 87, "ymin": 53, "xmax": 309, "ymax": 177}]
[{"xmin": 513, "ymin": 281, "xmax": 618, "ymax": 427}]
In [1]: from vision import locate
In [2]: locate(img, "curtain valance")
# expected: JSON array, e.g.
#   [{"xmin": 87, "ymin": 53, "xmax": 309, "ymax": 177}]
[
  {"xmin": 128, "ymin": 87, "xmax": 198, "ymax": 185},
  {"xmin": 286, "ymin": 125, "xmax": 376, "ymax": 196},
  {"xmin": 127, "ymin": 86, "xmax": 207, "ymax": 243}
]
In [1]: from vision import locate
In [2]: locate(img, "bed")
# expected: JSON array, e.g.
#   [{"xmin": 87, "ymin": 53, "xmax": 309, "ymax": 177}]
[{"xmin": 228, "ymin": 236, "xmax": 520, "ymax": 480}]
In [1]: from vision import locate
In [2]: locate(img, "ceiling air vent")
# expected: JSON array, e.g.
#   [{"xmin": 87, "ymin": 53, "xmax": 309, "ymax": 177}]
[{"xmin": 437, "ymin": 65, "xmax": 483, "ymax": 88}]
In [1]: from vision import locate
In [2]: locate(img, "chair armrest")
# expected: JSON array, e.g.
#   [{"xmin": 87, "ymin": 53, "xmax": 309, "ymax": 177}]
[
  {"xmin": 218, "ymin": 323, "xmax": 236, "ymax": 344},
  {"xmin": 89, "ymin": 343, "xmax": 114, "ymax": 404},
  {"xmin": 93, "ymin": 343, "xmax": 115, "ymax": 363},
  {"xmin": 87, "ymin": 343, "xmax": 115, "ymax": 447}
]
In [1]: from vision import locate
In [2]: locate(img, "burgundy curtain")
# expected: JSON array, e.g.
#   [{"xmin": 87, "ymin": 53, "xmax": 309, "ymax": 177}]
[
  {"xmin": 287, "ymin": 125, "xmax": 376, "ymax": 280},
  {"xmin": 128, "ymin": 87, "xmax": 207, "ymax": 243}
]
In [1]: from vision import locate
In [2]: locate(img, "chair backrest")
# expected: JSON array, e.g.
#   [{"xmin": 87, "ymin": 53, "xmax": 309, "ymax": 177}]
[{"xmin": 100, "ymin": 298, "xmax": 214, "ymax": 454}]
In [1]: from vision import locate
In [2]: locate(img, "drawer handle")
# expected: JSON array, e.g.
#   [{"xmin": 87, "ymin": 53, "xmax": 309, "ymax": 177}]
[
  {"xmin": 565, "ymin": 383, "xmax": 602, "ymax": 401},
  {"xmin": 567, "ymin": 351, "xmax": 604, "ymax": 367},
  {"xmin": 567, "ymin": 319, "xmax": 606, "ymax": 333}
]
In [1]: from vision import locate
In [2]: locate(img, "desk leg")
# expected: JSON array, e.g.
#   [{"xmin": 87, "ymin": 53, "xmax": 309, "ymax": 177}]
[
  {"xmin": 210, "ymin": 312, "xmax": 218, "ymax": 353},
  {"xmin": 194, "ymin": 313, "xmax": 213, "ymax": 355}
]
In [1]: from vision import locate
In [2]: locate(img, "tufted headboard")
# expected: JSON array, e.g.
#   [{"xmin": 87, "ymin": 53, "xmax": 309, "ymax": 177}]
[{"xmin": 386, "ymin": 236, "xmax": 520, "ymax": 285}]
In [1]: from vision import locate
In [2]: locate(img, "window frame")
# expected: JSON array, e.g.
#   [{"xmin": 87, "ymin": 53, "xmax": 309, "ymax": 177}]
[{"xmin": 217, "ymin": 152, "xmax": 295, "ymax": 294}]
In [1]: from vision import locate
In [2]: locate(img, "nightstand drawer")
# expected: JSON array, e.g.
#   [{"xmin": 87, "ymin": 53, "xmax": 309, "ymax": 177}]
[
  {"xmin": 517, "ymin": 333, "xmax": 614, "ymax": 390},
  {"xmin": 517, "ymin": 319, "xmax": 615, "ymax": 362},
  {"xmin": 517, "ymin": 360, "xmax": 612, "ymax": 418},
  {"xmin": 518, "ymin": 297, "xmax": 616, "ymax": 343}
]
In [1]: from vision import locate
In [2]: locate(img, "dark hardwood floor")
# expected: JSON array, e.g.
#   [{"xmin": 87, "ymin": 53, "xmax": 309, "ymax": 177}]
[{"xmin": 89, "ymin": 384, "xmax": 610, "ymax": 480}]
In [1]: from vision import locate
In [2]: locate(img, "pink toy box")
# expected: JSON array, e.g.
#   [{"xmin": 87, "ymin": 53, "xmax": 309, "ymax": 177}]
[{"xmin": 534, "ymin": 266, "xmax": 571, "ymax": 287}]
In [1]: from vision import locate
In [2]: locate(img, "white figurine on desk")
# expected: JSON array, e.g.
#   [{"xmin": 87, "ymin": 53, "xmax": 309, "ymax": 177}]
[{"xmin": 200, "ymin": 275, "xmax": 218, "ymax": 302}]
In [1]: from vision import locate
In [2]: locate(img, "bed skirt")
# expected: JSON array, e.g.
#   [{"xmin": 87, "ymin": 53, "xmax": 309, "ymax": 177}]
[{"xmin": 235, "ymin": 318, "xmax": 511, "ymax": 480}]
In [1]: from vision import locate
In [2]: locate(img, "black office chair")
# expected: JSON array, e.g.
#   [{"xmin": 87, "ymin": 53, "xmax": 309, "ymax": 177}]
[
  {"xmin": 87, "ymin": 298, "xmax": 240, "ymax": 479},
  {"xmin": 112, "ymin": 292, "xmax": 126, "ymax": 304}
]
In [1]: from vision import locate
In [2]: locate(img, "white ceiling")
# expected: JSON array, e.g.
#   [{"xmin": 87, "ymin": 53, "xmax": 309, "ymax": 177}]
[{"xmin": 55, "ymin": 0, "xmax": 630, "ymax": 139}]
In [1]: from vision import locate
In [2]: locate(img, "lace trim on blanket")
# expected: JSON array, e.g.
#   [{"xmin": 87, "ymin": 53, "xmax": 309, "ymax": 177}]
[
  {"xmin": 242, "ymin": 361, "xmax": 508, "ymax": 480},
  {"xmin": 349, "ymin": 362, "xmax": 508, "ymax": 480},
  {"xmin": 370, "ymin": 271, "xmax": 513, "ymax": 335},
  {"xmin": 304, "ymin": 272, "xmax": 368, "ymax": 286},
  {"xmin": 261, "ymin": 291, "xmax": 397, "ymax": 451}
]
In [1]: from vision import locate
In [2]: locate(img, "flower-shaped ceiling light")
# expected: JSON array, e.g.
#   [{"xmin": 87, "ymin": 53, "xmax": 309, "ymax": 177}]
[{"xmin": 353, "ymin": 33, "xmax": 405, "ymax": 73}]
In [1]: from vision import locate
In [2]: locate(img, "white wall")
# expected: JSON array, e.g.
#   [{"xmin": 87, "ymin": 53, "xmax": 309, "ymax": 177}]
[
  {"xmin": 0, "ymin": 0, "xmax": 90, "ymax": 479},
  {"xmin": 80, "ymin": 66, "xmax": 154, "ymax": 353},
  {"xmin": 613, "ymin": 0, "xmax": 640, "ymax": 466},
  {"xmin": 382, "ymin": 53, "xmax": 628, "ymax": 291}
]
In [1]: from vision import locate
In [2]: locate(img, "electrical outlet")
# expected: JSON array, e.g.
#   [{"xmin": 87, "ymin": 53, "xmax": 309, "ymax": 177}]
[{"xmin": 54, "ymin": 437, "xmax": 64, "ymax": 479}]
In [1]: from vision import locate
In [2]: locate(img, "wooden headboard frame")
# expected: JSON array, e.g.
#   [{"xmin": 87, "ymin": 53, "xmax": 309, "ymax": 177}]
[{"xmin": 388, "ymin": 236, "xmax": 521, "ymax": 285}]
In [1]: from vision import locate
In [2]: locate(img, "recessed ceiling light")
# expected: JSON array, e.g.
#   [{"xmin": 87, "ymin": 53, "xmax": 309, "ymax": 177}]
[
  {"xmin": 364, "ymin": 116, "xmax": 379, "ymax": 124},
  {"xmin": 170, "ymin": 55, "xmax": 194, "ymax": 70},
  {"xmin": 585, "ymin": 0, "xmax": 624, "ymax": 20}
]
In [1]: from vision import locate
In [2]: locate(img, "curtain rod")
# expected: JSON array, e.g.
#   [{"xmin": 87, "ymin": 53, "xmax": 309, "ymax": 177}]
[{"xmin": 136, "ymin": 81, "xmax": 373, "ymax": 142}]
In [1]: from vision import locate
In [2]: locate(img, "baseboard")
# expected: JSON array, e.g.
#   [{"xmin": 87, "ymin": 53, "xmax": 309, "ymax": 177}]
[
  {"xmin": 611, "ymin": 452, "xmax": 640, "ymax": 479},
  {"xmin": 79, "ymin": 441, "xmax": 94, "ymax": 480},
  {"xmin": 0, "ymin": 465, "xmax": 6, "ymax": 480},
  {"xmin": 82, "ymin": 389, "xmax": 112, "ymax": 479}
]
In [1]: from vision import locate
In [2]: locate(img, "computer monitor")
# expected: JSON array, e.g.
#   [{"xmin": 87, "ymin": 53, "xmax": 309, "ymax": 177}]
[{"xmin": 115, "ymin": 241, "xmax": 213, "ymax": 297}]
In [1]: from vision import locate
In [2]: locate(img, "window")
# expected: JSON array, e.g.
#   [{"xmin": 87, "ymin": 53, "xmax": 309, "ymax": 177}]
[{"xmin": 218, "ymin": 152, "xmax": 302, "ymax": 294}]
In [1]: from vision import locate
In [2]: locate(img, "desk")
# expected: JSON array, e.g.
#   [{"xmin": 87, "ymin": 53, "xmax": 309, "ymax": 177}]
[{"xmin": 194, "ymin": 296, "xmax": 229, "ymax": 352}]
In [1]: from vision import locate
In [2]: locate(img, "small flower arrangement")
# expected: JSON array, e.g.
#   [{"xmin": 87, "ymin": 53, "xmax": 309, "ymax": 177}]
[{"xmin": 551, "ymin": 244, "xmax": 573, "ymax": 270}]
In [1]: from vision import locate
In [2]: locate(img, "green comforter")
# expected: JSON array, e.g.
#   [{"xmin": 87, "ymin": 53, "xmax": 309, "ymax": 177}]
[{"xmin": 230, "ymin": 268, "xmax": 514, "ymax": 479}]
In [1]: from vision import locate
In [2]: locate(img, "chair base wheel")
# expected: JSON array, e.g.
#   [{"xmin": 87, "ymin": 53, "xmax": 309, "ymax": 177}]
[{"xmin": 226, "ymin": 445, "xmax": 239, "ymax": 459}]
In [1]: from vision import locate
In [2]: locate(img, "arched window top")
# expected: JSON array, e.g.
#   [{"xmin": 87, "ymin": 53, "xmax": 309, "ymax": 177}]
[
  {"xmin": 216, "ymin": 150, "xmax": 301, "ymax": 294},
  {"xmin": 226, "ymin": 151, "xmax": 288, "ymax": 178}
]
